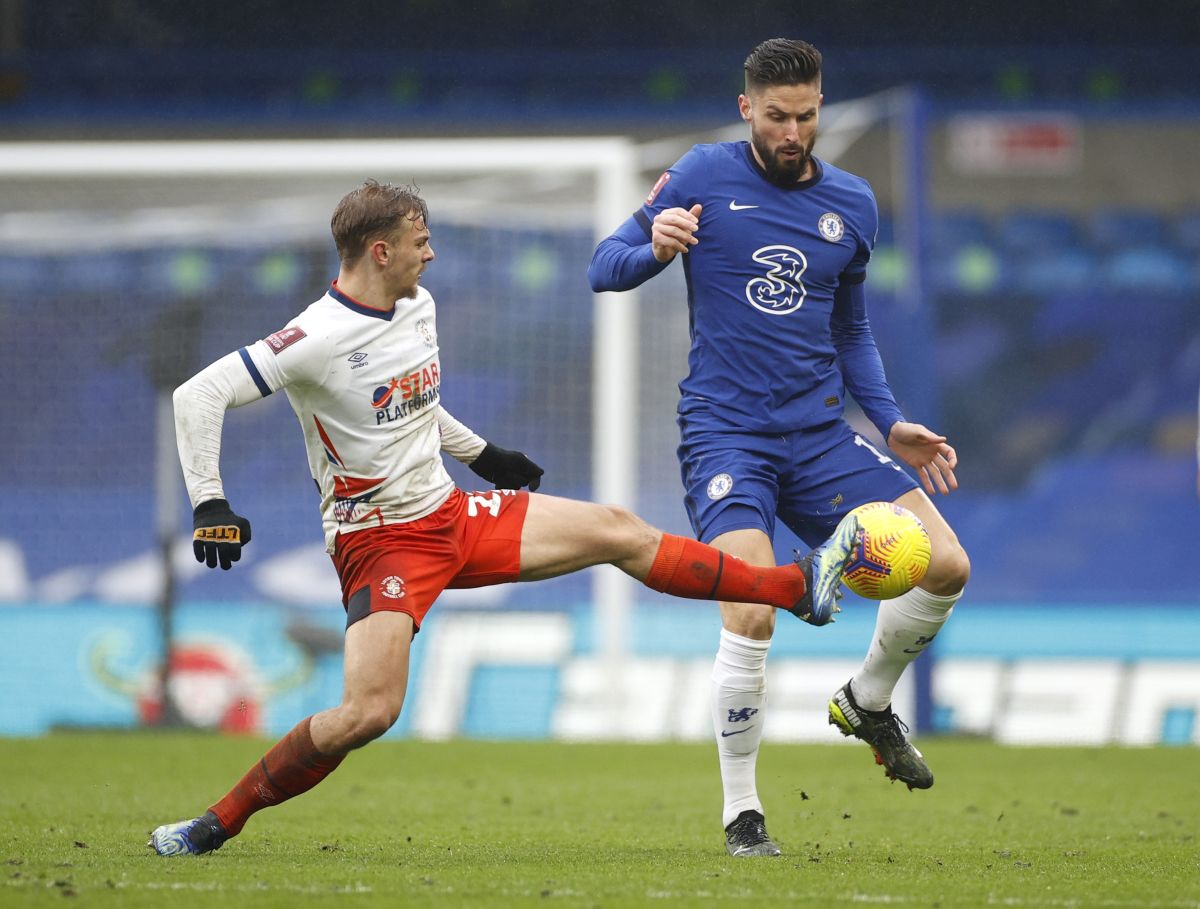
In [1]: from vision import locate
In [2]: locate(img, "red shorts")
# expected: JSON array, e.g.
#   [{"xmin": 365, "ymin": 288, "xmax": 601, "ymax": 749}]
[{"xmin": 331, "ymin": 488, "xmax": 529, "ymax": 630}]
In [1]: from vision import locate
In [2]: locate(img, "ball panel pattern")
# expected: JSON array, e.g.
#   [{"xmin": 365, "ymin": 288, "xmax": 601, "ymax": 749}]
[{"xmin": 842, "ymin": 502, "xmax": 931, "ymax": 600}]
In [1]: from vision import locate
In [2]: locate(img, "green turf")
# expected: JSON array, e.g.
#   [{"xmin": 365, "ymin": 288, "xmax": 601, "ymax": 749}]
[{"xmin": 1, "ymin": 734, "xmax": 1197, "ymax": 907}]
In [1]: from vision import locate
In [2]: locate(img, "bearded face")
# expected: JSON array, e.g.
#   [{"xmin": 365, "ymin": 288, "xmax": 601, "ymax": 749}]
[
  {"xmin": 750, "ymin": 124, "xmax": 818, "ymax": 187},
  {"xmin": 739, "ymin": 82, "xmax": 822, "ymax": 186}
]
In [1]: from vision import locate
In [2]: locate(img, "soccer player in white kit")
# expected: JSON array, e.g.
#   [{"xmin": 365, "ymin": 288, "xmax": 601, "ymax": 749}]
[{"xmin": 148, "ymin": 180, "xmax": 863, "ymax": 856}]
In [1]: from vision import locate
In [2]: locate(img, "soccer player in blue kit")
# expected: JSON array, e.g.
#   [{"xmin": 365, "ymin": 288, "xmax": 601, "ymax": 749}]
[{"xmin": 589, "ymin": 38, "xmax": 971, "ymax": 857}]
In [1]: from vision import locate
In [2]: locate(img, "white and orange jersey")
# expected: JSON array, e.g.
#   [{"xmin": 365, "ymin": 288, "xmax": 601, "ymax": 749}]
[{"xmin": 174, "ymin": 282, "xmax": 485, "ymax": 552}]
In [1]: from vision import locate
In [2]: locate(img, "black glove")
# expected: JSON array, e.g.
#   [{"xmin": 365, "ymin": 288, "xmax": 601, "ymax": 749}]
[
  {"xmin": 469, "ymin": 442, "xmax": 544, "ymax": 492},
  {"xmin": 192, "ymin": 498, "xmax": 252, "ymax": 570}
]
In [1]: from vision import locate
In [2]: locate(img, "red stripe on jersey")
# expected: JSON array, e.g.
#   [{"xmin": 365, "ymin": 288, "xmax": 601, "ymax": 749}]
[
  {"xmin": 334, "ymin": 475, "xmax": 388, "ymax": 497},
  {"xmin": 313, "ymin": 415, "xmax": 346, "ymax": 468}
]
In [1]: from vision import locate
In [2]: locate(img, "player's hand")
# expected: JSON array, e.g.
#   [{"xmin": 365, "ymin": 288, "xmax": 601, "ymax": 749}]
[
  {"xmin": 887, "ymin": 421, "xmax": 959, "ymax": 496},
  {"xmin": 192, "ymin": 498, "xmax": 253, "ymax": 570},
  {"xmin": 651, "ymin": 204, "xmax": 703, "ymax": 263},
  {"xmin": 470, "ymin": 442, "xmax": 544, "ymax": 492}
]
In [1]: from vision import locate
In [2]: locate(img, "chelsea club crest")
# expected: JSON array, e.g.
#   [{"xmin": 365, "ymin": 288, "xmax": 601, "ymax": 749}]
[
  {"xmin": 818, "ymin": 212, "xmax": 845, "ymax": 242},
  {"xmin": 707, "ymin": 473, "xmax": 733, "ymax": 500}
]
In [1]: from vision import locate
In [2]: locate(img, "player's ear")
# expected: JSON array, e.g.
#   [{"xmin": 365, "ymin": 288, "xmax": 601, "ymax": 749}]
[
  {"xmin": 737, "ymin": 93, "xmax": 752, "ymax": 122},
  {"xmin": 370, "ymin": 239, "xmax": 390, "ymax": 267}
]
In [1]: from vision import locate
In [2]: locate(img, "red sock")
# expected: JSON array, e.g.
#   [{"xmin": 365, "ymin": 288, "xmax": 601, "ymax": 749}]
[
  {"xmin": 644, "ymin": 534, "xmax": 806, "ymax": 609},
  {"xmin": 209, "ymin": 716, "xmax": 345, "ymax": 837}
]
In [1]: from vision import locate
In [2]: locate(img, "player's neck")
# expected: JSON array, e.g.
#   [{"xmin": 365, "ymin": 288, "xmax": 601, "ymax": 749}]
[{"xmin": 333, "ymin": 273, "xmax": 397, "ymax": 313}]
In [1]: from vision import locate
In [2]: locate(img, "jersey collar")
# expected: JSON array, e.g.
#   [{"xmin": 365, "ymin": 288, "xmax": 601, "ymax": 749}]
[
  {"xmin": 329, "ymin": 282, "xmax": 396, "ymax": 321},
  {"xmin": 741, "ymin": 143, "xmax": 825, "ymax": 191}
]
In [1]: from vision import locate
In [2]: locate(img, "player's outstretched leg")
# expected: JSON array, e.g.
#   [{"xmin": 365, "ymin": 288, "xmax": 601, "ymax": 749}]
[
  {"xmin": 724, "ymin": 808, "xmax": 781, "ymax": 858},
  {"xmin": 789, "ymin": 509, "xmax": 863, "ymax": 626},
  {"xmin": 147, "ymin": 811, "xmax": 228, "ymax": 856},
  {"xmin": 827, "ymin": 680, "xmax": 933, "ymax": 790}
]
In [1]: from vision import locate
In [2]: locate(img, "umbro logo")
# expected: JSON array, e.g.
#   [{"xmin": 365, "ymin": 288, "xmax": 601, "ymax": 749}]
[{"xmin": 729, "ymin": 201, "xmax": 759, "ymax": 211}]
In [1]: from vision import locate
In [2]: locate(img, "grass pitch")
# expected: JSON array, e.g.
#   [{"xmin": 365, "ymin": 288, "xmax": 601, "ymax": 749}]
[{"xmin": 1, "ymin": 733, "xmax": 1197, "ymax": 908}]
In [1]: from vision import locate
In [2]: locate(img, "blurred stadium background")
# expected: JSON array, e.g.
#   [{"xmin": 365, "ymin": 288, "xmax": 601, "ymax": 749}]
[{"xmin": 1, "ymin": 0, "xmax": 1198, "ymax": 746}]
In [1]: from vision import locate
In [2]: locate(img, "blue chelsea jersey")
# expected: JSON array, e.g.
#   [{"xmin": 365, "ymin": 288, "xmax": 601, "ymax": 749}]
[{"xmin": 637, "ymin": 142, "xmax": 884, "ymax": 435}]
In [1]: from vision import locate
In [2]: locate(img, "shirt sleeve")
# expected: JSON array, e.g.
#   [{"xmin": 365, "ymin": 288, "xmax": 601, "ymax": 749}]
[
  {"xmin": 831, "ymin": 280, "xmax": 904, "ymax": 441},
  {"xmin": 586, "ymin": 145, "xmax": 706, "ymax": 293},
  {"xmin": 173, "ymin": 350, "xmax": 269, "ymax": 508},
  {"xmin": 841, "ymin": 186, "xmax": 879, "ymax": 282},
  {"xmin": 174, "ymin": 320, "xmax": 333, "ymax": 508},
  {"xmin": 437, "ymin": 406, "xmax": 487, "ymax": 463},
  {"xmin": 240, "ymin": 321, "xmax": 333, "ymax": 394},
  {"xmin": 587, "ymin": 215, "xmax": 671, "ymax": 292}
]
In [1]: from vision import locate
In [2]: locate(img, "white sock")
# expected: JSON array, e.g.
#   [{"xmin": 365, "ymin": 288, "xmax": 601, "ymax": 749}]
[
  {"xmin": 851, "ymin": 586, "xmax": 962, "ymax": 711},
  {"xmin": 711, "ymin": 628, "xmax": 771, "ymax": 829}
]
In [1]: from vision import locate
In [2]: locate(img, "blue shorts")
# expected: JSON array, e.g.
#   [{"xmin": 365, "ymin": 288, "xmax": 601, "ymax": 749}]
[{"xmin": 678, "ymin": 419, "xmax": 919, "ymax": 548}]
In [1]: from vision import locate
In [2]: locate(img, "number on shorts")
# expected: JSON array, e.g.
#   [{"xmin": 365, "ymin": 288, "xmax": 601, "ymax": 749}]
[
  {"xmin": 467, "ymin": 492, "xmax": 501, "ymax": 517},
  {"xmin": 854, "ymin": 434, "xmax": 902, "ymax": 471}
]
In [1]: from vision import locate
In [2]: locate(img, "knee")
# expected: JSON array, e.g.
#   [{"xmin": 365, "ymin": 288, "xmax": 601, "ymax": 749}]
[
  {"xmin": 597, "ymin": 503, "xmax": 658, "ymax": 560},
  {"xmin": 337, "ymin": 700, "xmax": 401, "ymax": 750},
  {"xmin": 722, "ymin": 601, "xmax": 776, "ymax": 639},
  {"xmin": 924, "ymin": 541, "xmax": 971, "ymax": 596}
]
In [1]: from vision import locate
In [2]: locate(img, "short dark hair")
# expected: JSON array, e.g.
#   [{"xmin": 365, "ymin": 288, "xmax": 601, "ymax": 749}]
[
  {"xmin": 331, "ymin": 179, "xmax": 429, "ymax": 266},
  {"xmin": 744, "ymin": 38, "xmax": 822, "ymax": 92}
]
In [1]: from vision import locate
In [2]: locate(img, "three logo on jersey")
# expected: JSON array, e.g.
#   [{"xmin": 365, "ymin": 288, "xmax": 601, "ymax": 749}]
[
  {"xmin": 733, "ymin": 209, "xmax": 845, "ymax": 316},
  {"xmin": 746, "ymin": 245, "xmax": 809, "ymax": 315},
  {"xmin": 371, "ymin": 363, "xmax": 441, "ymax": 424}
]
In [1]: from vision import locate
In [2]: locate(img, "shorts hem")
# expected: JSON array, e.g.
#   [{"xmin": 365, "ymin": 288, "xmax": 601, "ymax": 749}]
[
  {"xmin": 698, "ymin": 519, "xmax": 771, "ymax": 545},
  {"xmin": 345, "ymin": 603, "xmax": 425, "ymax": 632}
]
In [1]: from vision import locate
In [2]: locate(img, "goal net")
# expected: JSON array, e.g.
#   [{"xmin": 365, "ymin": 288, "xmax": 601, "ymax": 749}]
[{"xmin": 0, "ymin": 91, "xmax": 929, "ymax": 737}]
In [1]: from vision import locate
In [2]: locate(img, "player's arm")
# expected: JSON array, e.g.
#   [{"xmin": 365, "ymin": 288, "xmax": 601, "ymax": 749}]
[
  {"xmin": 173, "ymin": 351, "xmax": 266, "ymax": 569},
  {"xmin": 831, "ymin": 280, "xmax": 958, "ymax": 495},
  {"xmin": 437, "ymin": 406, "xmax": 544, "ymax": 492},
  {"xmin": 589, "ymin": 150, "xmax": 707, "ymax": 292},
  {"xmin": 175, "ymin": 325, "xmax": 329, "ymax": 568},
  {"xmin": 830, "ymin": 277, "xmax": 903, "ymax": 439},
  {"xmin": 587, "ymin": 213, "xmax": 674, "ymax": 292},
  {"xmin": 587, "ymin": 204, "xmax": 705, "ymax": 292}
]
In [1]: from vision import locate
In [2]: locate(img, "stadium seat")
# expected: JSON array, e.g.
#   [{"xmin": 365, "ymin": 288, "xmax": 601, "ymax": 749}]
[
  {"xmin": 1171, "ymin": 210, "xmax": 1200, "ymax": 254},
  {"xmin": 1101, "ymin": 246, "xmax": 1195, "ymax": 293},
  {"xmin": 995, "ymin": 211, "xmax": 1081, "ymax": 258},
  {"xmin": 250, "ymin": 251, "xmax": 303, "ymax": 296},
  {"xmin": 137, "ymin": 248, "xmax": 219, "ymax": 296},
  {"xmin": 1029, "ymin": 291, "xmax": 1099, "ymax": 341},
  {"xmin": 875, "ymin": 213, "xmax": 895, "ymax": 245},
  {"xmin": 53, "ymin": 252, "xmax": 140, "ymax": 295},
  {"xmin": 1010, "ymin": 247, "xmax": 1098, "ymax": 296},
  {"xmin": 936, "ymin": 316, "xmax": 1011, "ymax": 382},
  {"xmin": 1086, "ymin": 208, "xmax": 1169, "ymax": 251},
  {"xmin": 929, "ymin": 210, "xmax": 992, "ymax": 252},
  {"xmin": 0, "ymin": 255, "xmax": 47, "ymax": 295},
  {"xmin": 929, "ymin": 245, "xmax": 1007, "ymax": 296}
]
